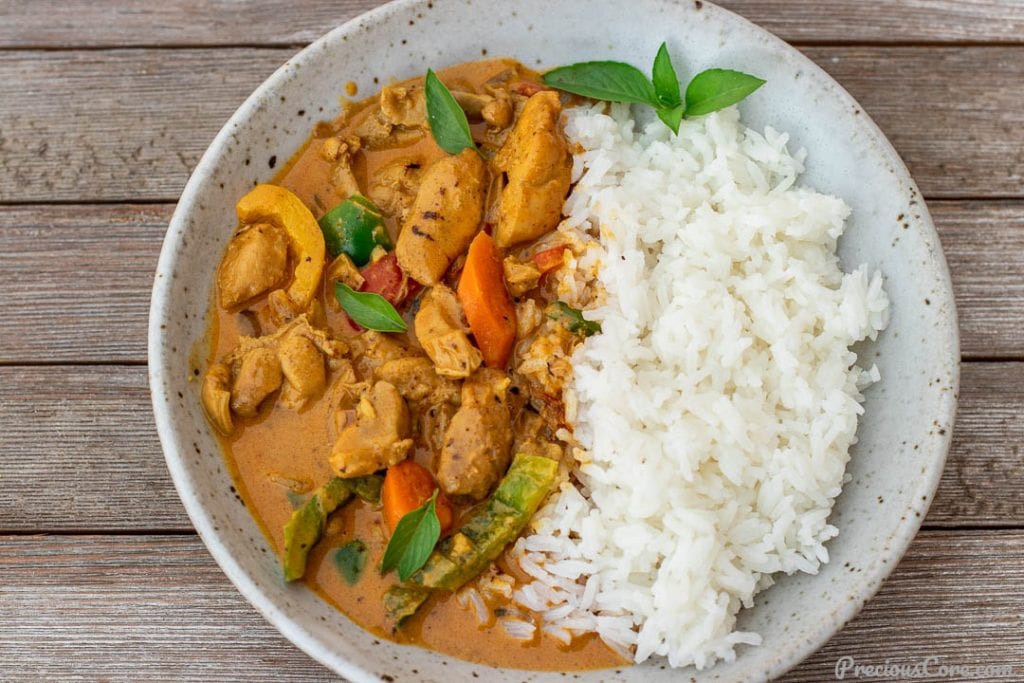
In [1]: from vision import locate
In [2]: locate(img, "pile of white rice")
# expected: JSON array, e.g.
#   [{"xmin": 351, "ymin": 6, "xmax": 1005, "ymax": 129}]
[{"xmin": 508, "ymin": 103, "xmax": 890, "ymax": 668}]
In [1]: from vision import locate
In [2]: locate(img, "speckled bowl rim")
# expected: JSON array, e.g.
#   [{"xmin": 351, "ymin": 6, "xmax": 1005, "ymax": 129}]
[{"xmin": 149, "ymin": 1, "xmax": 959, "ymax": 681}]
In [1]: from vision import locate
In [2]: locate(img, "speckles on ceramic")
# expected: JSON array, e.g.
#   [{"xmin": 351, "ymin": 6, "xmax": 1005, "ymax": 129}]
[{"xmin": 148, "ymin": 1, "xmax": 959, "ymax": 682}]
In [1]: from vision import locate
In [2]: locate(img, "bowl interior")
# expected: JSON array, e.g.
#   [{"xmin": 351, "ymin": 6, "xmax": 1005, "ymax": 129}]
[{"xmin": 149, "ymin": 0, "xmax": 959, "ymax": 680}]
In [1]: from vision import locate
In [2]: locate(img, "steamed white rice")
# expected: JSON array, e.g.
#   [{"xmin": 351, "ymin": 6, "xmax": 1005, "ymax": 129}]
[{"xmin": 509, "ymin": 103, "xmax": 889, "ymax": 668}]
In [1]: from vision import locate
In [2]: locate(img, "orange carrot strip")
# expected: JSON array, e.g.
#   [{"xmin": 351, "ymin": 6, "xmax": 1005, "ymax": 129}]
[
  {"xmin": 532, "ymin": 245, "xmax": 568, "ymax": 274},
  {"xmin": 382, "ymin": 460, "xmax": 454, "ymax": 535},
  {"xmin": 458, "ymin": 232, "xmax": 518, "ymax": 368}
]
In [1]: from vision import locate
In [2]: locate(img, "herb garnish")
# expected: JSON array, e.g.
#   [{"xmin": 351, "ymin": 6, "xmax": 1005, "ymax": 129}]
[
  {"xmin": 424, "ymin": 69, "xmax": 476, "ymax": 154},
  {"xmin": 651, "ymin": 42, "xmax": 684, "ymax": 132},
  {"xmin": 684, "ymin": 68, "xmax": 766, "ymax": 118},
  {"xmin": 549, "ymin": 301, "xmax": 602, "ymax": 337},
  {"xmin": 334, "ymin": 282, "xmax": 407, "ymax": 333},
  {"xmin": 333, "ymin": 540, "xmax": 368, "ymax": 585},
  {"xmin": 380, "ymin": 489, "xmax": 441, "ymax": 582},
  {"xmin": 542, "ymin": 42, "xmax": 765, "ymax": 134}
]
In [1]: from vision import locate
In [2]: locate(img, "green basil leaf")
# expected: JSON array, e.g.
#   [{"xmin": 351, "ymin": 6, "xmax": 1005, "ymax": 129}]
[
  {"xmin": 651, "ymin": 42, "xmax": 682, "ymax": 108},
  {"xmin": 380, "ymin": 490, "xmax": 441, "ymax": 582},
  {"xmin": 549, "ymin": 301, "xmax": 602, "ymax": 337},
  {"xmin": 425, "ymin": 69, "xmax": 476, "ymax": 154},
  {"xmin": 684, "ymin": 68, "xmax": 766, "ymax": 118},
  {"xmin": 543, "ymin": 61, "xmax": 658, "ymax": 105},
  {"xmin": 334, "ymin": 282, "xmax": 407, "ymax": 333},
  {"xmin": 333, "ymin": 540, "xmax": 368, "ymax": 586},
  {"xmin": 657, "ymin": 104, "xmax": 684, "ymax": 135}
]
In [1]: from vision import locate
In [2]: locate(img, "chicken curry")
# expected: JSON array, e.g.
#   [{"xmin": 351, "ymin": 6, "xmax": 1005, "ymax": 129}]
[{"xmin": 201, "ymin": 58, "xmax": 623, "ymax": 670}]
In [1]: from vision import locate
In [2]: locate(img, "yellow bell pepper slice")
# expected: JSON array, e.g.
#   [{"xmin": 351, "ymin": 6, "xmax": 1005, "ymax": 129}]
[{"xmin": 235, "ymin": 184, "xmax": 325, "ymax": 310}]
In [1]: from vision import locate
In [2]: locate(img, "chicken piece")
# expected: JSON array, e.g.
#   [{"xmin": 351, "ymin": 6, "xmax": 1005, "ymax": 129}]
[
  {"xmin": 380, "ymin": 84, "xmax": 427, "ymax": 128},
  {"xmin": 512, "ymin": 410, "xmax": 564, "ymax": 462},
  {"xmin": 395, "ymin": 149, "xmax": 486, "ymax": 285},
  {"xmin": 492, "ymin": 91, "xmax": 572, "ymax": 247},
  {"xmin": 330, "ymin": 381, "xmax": 413, "ymax": 477},
  {"xmin": 348, "ymin": 330, "xmax": 421, "ymax": 377},
  {"xmin": 515, "ymin": 298, "xmax": 544, "ymax": 339},
  {"xmin": 502, "ymin": 256, "xmax": 541, "ymax": 297},
  {"xmin": 277, "ymin": 332, "xmax": 326, "ymax": 408},
  {"xmin": 325, "ymin": 252, "xmax": 365, "ymax": 291},
  {"xmin": 414, "ymin": 285, "xmax": 483, "ymax": 379},
  {"xmin": 319, "ymin": 134, "xmax": 361, "ymax": 162},
  {"xmin": 374, "ymin": 356, "xmax": 459, "ymax": 405},
  {"xmin": 230, "ymin": 346, "xmax": 283, "ymax": 417},
  {"xmin": 366, "ymin": 156, "xmax": 424, "ymax": 224},
  {"xmin": 318, "ymin": 134, "xmax": 363, "ymax": 198},
  {"xmin": 437, "ymin": 368, "xmax": 514, "ymax": 500},
  {"xmin": 482, "ymin": 96, "xmax": 513, "ymax": 129},
  {"xmin": 201, "ymin": 362, "xmax": 234, "ymax": 435},
  {"xmin": 353, "ymin": 109, "xmax": 424, "ymax": 149},
  {"xmin": 217, "ymin": 223, "xmax": 290, "ymax": 309}
]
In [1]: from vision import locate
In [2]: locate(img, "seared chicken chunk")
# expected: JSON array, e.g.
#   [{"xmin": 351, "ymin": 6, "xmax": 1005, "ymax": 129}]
[
  {"xmin": 437, "ymin": 368, "xmax": 514, "ymax": 500},
  {"xmin": 380, "ymin": 84, "xmax": 427, "ymax": 128},
  {"xmin": 201, "ymin": 362, "xmax": 234, "ymax": 435},
  {"xmin": 201, "ymin": 315, "xmax": 346, "ymax": 429},
  {"xmin": 277, "ymin": 332, "xmax": 326, "ymax": 408},
  {"xmin": 374, "ymin": 356, "xmax": 459, "ymax": 405},
  {"xmin": 230, "ymin": 346, "xmax": 283, "ymax": 417},
  {"xmin": 396, "ymin": 149, "xmax": 486, "ymax": 285},
  {"xmin": 217, "ymin": 223, "xmax": 289, "ymax": 309},
  {"xmin": 366, "ymin": 156, "xmax": 424, "ymax": 225},
  {"xmin": 502, "ymin": 256, "xmax": 541, "ymax": 297},
  {"xmin": 492, "ymin": 91, "xmax": 572, "ymax": 247},
  {"xmin": 330, "ymin": 381, "xmax": 414, "ymax": 477},
  {"xmin": 414, "ymin": 285, "xmax": 483, "ymax": 379}
]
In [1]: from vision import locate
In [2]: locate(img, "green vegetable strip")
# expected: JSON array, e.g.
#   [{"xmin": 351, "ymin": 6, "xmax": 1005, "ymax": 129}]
[
  {"xmin": 383, "ymin": 586, "xmax": 431, "ymax": 624},
  {"xmin": 407, "ymin": 454, "xmax": 558, "ymax": 593},
  {"xmin": 281, "ymin": 475, "xmax": 382, "ymax": 581}
]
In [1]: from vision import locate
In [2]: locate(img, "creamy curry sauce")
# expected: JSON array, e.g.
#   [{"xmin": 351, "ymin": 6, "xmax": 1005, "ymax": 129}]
[{"xmin": 208, "ymin": 59, "xmax": 624, "ymax": 670}]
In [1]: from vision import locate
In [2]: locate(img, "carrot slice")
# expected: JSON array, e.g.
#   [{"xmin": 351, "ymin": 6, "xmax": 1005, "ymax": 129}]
[
  {"xmin": 457, "ymin": 232, "xmax": 517, "ymax": 368},
  {"xmin": 382, "ymin": 460, "xmax": 454, "ymax": 535},
  {"xmin": 532, "ymin": 245, "xmax": 568, "ymax": 274}
]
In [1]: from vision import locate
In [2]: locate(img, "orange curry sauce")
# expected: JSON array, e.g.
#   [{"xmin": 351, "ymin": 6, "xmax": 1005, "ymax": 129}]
[{"xmin": 206, "ymin": 58, "xmax": 625, "ymax": 671}]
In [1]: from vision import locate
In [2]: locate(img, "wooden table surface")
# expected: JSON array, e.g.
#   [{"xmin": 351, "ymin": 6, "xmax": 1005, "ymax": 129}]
[{"xmin": 2, "ymin": 1, "xmax": 1022, "ymax": 681}]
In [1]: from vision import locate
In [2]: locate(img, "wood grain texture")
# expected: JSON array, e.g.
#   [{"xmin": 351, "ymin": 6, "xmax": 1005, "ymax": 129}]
[
  {"xmin": 2, "ymin": 47, "xmax": 1024, "ymax": 202},
  {"xmin": 0, "ymin": 363, "xmax": 1020, "ymax": 532},
  {"xmin": 0, "ymin": 365, "xmax": 191, "ymax": 532},
  {"xmin": 0, "ymin": 532, "xmax": 1019, "ymax": 682},
  {"xmin": 2, "ymin": 201, "xmax": 1020, "ymax": 364},
  {"xmin": 0, "ymin": 204, "xmax": 169, "ymax": 364},
  {"xmin": 2, "ymin": 0, "xmax": 1022, "ymax": 48}
]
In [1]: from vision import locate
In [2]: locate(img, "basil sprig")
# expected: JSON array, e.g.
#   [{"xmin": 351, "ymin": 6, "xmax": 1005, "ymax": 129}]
[
  {"xmin": 542, "ymin": 42, "xmax": 764, "ymax": 134},
  {"xmin": 380, "ymin": 490, "xmax": 441, "ymax": 581},
  {"xmin": 424, "ymin": 69, "xmax": 476, "ymax": 154},
  {"xmin": 334, "ymin": 282, "xmax": 407, "ymax": 333}
]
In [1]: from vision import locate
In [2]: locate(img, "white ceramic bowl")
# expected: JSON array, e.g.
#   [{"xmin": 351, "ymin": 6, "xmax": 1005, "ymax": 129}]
[{"xmin": 149, "ymin": 0, "xmax": 959, "ymax": 680}]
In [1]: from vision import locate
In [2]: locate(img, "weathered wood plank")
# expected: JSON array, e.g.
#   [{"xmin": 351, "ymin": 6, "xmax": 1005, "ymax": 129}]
[
  {"xmin": 0, "ymin": 531, "xmax": 1019, "ymax": 681},
  {"xmin": 0, "ymin": 363, "xmax": 1020, "ymax": 531},
  {"xmin": 778, "ymin": 530, "xmax": 1024, "ymax": 683},
  {"xmin": 2, "ymin": 0, "xmax": 1022, "ymax": 48},
  {"xmin": 1, "ymin": 47, "xmax": 1023, "ymax": 203},
  {"xmin": 0, "ymin": 204, "xmax": 169, "ymax": 364},
  {"xmin": 0, "ymin": 365, "xmax": 192, "ymax": 531},
  {"xmin": 939, "ymin": 200, "xmax": 1024, "ymax": 361},
  {"xmin": 2, "ymin": 200, "xmax": 1019, "ymax": 364}
]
